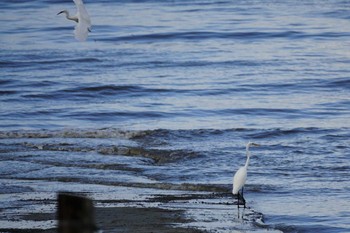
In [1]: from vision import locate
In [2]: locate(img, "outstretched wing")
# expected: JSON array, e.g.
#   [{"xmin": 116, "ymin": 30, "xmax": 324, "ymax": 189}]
[{"xmin": 73, "ymin": 0, "xmax": 91, "ymax": 41}]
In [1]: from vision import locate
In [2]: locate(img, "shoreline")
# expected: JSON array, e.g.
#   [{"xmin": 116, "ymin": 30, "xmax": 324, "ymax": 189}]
[{"xmin": 0, "ymin": 191, "xmax": 273, "ymax": 233}]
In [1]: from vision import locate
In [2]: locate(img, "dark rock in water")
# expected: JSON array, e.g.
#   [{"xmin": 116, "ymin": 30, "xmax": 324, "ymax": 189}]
[{"xmin": 58, "ymin": 192, "xmax": 98, "ymax": 233}]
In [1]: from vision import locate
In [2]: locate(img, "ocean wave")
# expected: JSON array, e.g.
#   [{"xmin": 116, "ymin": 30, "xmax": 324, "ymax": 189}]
[
  {"xmin": 247, "ymin": 127, "xmax": 337, "ymax": 139},
  {"xmin": 99, "ymin": 30, "xmax": 350, "ymax": 43},
  {"xmin": 61, "ymin": 84, "xmax": 173, "ymax": 97},
  {"xmin": 0, "ymin": 128, "xmax": 145, "ymax": 139},
  {"xmin": 273, "ymin": 222, "xmax": 348, "ymax": 233},
  {"xmin": 327, "ymin": 77, "xmax": 350, "ymax": 89},
  {"xmin": 1, "ymin": 127, "xmax": 344, "ymax": 143},
  {"xmin": 18, "ymin": 140, "xmax": 199, "ymax": 164},
  {"xmin": 11, "ymin": 78, "xmax": 349, "ymax": 103},
  {"xmin": 98, "ymin": 146, "xmax": 200, "ymax": 163},
  {"xmin": 0, "ymin": 58, "xmax": 101, "ymax": 68}
]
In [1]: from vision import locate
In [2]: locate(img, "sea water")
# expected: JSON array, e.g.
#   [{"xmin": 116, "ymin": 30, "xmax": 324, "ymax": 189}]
[{"xmin": 1, "ymin": 0, "xmax": 350, "ymax": 232}]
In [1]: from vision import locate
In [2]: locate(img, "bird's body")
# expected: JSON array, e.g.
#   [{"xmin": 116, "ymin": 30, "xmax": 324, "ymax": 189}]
[
  {"xmin": 232, "ymin": 166, "xmax": 247, "ymax": 195},
  {"xmin": 232, "ymin": 142, "xmax": 259, "ymax": 208},
  {"xmin": 58, "ymin": 0, "xmax": 91, "ymax": 41}
]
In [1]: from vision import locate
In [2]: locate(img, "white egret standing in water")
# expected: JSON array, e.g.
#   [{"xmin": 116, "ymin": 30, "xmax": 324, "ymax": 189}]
[
  {"xmin": 232, "ymin": 142, "xmax": 260, "ymax": 208},
  {"xmin": 57, "ymin": 0, "xmax": 91, "ymax": 41}
]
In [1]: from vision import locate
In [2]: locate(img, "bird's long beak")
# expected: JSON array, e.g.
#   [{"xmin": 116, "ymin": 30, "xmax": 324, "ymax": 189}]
[
  {"xmin": 57, "ymin": 11, "xmax": 64, "ymax": 15},
  {"xmin": 251, "ymin": 143, "xmax": 260, "ymax": 147}
]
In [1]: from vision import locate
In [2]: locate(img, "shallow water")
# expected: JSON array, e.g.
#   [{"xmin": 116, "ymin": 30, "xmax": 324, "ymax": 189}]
[{"xmin": 1, "ymin": 0, "xmax": 350, "ymax": 232}]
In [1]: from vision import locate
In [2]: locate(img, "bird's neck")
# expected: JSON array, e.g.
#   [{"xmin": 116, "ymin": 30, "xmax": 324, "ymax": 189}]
[
  {"xmin": 244, "ymin": 150, "xmax": 251, "ymax": 168},
  {"xmin": 64, "ymin": 11, "xmax": 78, "ymax": 22}
]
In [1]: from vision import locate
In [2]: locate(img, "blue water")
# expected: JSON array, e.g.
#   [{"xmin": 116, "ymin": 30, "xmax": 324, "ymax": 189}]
[{"xmin": 1, "ymin": 0, "xmax": 350, "ymax": 232}]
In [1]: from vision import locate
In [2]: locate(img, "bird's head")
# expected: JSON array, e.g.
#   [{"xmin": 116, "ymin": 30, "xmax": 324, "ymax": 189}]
[
  {"xmin": 57, "ymin": 10, "xmax": 68, "ymax": 15},
  {"xmin": 246, "ymin": 141, "xmax": 260, "ymax": 151}
]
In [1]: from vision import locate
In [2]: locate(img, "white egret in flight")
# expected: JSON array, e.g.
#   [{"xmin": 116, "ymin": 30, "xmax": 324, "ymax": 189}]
[
  {"xmin": 232, "ymin": 142, "xmax": 260, "ymax": 208},
  {"xmin": 58, "ymin": 0, "xmax": 91, "ymax": 41}
]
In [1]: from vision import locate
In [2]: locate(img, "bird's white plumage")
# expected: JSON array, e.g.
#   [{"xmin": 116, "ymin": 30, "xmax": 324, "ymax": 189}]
[
  {"xmin": 232, "ymin": 166, "xmax": 247, "ymax": 194},
  {"xmin": 58, "ymin": 0, "xmax": 91, "ymax": 41},
  {"xmin": 73, "ymin": 0, "xmax": 91, "ymax": 41},
  {"xmin": 232, "ymin": 142, "xmax": 259, "ymax": 196}
]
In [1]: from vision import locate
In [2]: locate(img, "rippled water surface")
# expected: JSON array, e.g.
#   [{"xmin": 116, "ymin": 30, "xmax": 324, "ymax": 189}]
[{"xmin": 1, "ymin": 0, "xmax": 350, "ymax": 232}]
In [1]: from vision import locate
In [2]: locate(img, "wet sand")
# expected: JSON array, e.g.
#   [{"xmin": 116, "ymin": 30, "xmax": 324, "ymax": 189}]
[
  {"xmin": 95, "ymin": 206, "xmax": 202, "ymax": 233},
  {"xmin": 1, "ymin": 205, "xmax": 202, "ymax": 233},
  {"xmin": 0, "ymin": 192, "xmax": 213, "ymax": 233},
  {"xmin": 0, "ymin": 191, "xmax": 275, "ymax": 233}
]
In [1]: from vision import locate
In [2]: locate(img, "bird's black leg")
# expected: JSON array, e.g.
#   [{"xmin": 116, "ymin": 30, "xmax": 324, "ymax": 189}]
[
  {"xmin": 240, "ymin": 187, "xmax": 246, "ymax": 208},
  {"xmin": 236, "ymin": 192, "xmax": 241, "ymax": 208},
  {"xmin": 235, "ymin": 189, "xmax": 247, "ymax": 208}
]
